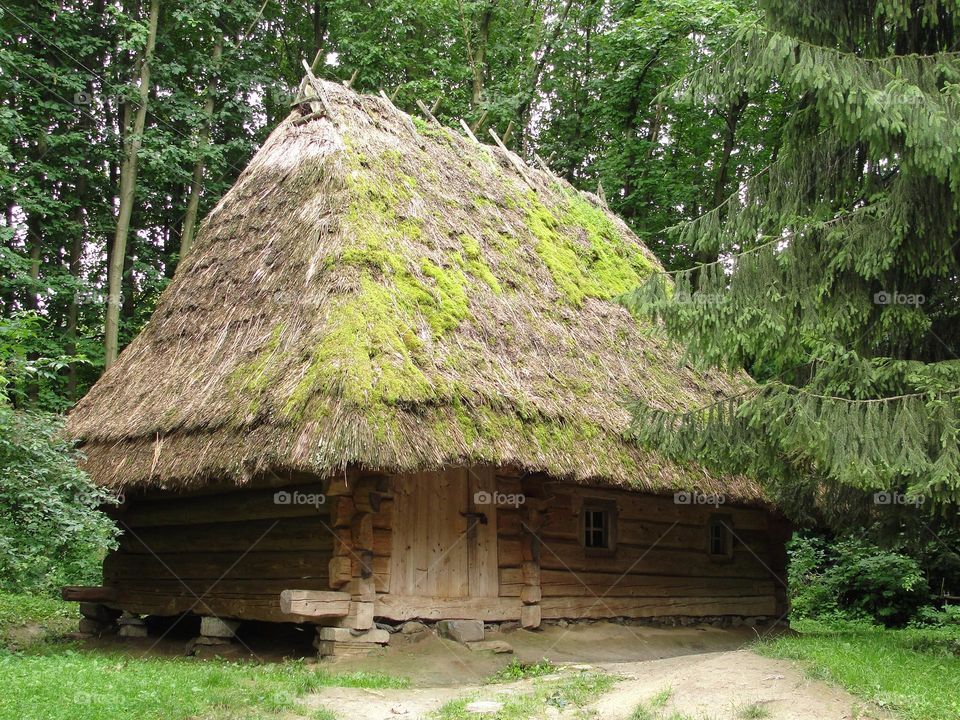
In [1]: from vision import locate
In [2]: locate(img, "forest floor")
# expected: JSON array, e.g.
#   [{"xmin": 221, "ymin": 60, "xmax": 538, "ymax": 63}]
[{"xmin": 2, "ymin": 593, "xmax": 956, "ymax": 720}]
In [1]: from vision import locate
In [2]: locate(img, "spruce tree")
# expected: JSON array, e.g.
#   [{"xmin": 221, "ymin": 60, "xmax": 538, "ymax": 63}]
[{"xmin": 623, "ymin": 0, "xmax": 960, "ymax": 514}]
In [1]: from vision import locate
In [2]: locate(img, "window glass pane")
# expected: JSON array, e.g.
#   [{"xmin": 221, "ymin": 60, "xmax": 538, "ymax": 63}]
[{"xmin": 584, "ymin": 509, "xmax": 608, "ymax": 548}]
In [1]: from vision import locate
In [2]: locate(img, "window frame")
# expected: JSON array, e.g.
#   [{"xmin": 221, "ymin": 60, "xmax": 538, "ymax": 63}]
[
  {"xmin": 579, "ymin": 498, "xmax": 618, "ymax": 555},
  {"xmin": 707, "ymin": 513, "xmax": 735, "ymax": 561}
]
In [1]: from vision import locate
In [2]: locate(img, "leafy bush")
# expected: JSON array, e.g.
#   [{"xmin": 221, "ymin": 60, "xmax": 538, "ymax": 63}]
[
  {"xmin": 0, "ymin": 406, "xmax": 118, "ymax": 594},
  {"xmin": 788, "ymin": 535, "xmax": 930, "ymax": 626},
  {"xmin": 912, "ymin": 605, "xmax": 960, "ymax": 628}
]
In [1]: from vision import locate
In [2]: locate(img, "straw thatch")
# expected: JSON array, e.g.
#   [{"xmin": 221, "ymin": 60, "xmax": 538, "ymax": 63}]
[{"xmin": 68, "ymin": 79, "xmax": 764, "ymax": 502}]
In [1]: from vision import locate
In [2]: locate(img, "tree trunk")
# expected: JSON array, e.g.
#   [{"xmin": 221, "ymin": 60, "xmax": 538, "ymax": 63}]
[
  {"xmin": 698, "ymin": 93, "xmax": 748, "ymax": 266},
  {"xmin": 104, "ymin": 0, "xmax": 159, "ymax": 369},
  {"xmin": 65, "ymin": 178, "xmax": 85, "ymax": 399},
  {"xmin": 470, "ymin": 1, "xmax": 495, "ymax": 108},
  {"xmin": 309, "ymin": 0, "xmax": 329, "ymax": 72},
  {"xmin": 515, "ymin": 0, "xmax": 575, "ymax": 151},
  {"xmin": 180, "ymin": 37, "xmax": 222, "ymax": 260}
]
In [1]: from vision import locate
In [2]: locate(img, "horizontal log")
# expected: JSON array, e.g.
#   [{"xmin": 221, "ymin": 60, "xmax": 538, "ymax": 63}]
[
  {"xmin": 537, "ymin": 515, "xmax": 770, "ymax": 554},
  {"xmin": 375, "ymin": 595, "xmax": 522, "ymax": 621},
  {"xmin": 537, "ymin": 539, "xmax": 772, "ymax": 579},
  {"xmin": 118, "ymin": 518, "xmax": 336, "ymax": 554},
  {"xmin": 108, "ymin": 576, "xmax": 330, "ymax": 598},
  {"xmin": 539, "ymin": 594, "xmax": 778, "ymax": 619},
  {"xmin": 280, "ymin": 589, "xmax": 351, "ymax": 617},
  {"xmin": 538, "ymin": 571, "xmax": 777, "ymax": 598},
  {"xmin": 62, "ymin": 586, "xmax": 117, "ymax": 602},
  {"xmin": 109, "ymin": 589, "xmax": 305, "ymax": 623},
  {"xmin": 104, "ymin": 550, "xmax": 331, "ymax": 582},
  {"xmin": 549, "ymin": 486, "xmax": 770, "ymax": 530},
  {"xmin": 498, "ymin": 538, "xmax": 523, "ymax": 568},
  {"xmin": 122, "ymin": 483, "xmax": 331, "ymax": 528}
]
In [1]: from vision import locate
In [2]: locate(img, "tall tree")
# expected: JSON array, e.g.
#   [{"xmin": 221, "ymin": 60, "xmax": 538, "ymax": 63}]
[
  {"xmin": 180, "ymin": 35, "xmax": 222, "ymax": 259},
  {"xmin": 625, "ymin": 0, "xmax": 960, "ymax": 514},
  {"xmin": 104, "ymin": 0, "xmax": 160, "ymax": 368}
]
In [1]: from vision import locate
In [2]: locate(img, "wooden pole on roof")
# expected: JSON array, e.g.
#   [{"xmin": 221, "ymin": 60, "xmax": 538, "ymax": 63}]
[
  {"xmin": 344, "ymin": 69, "xmax": 358, "ymax": 88},
  {"xmin": 502, "ymin": 120, "xmax": 514, "ymax": 145},
  {"xmin": 300, "ymin": 59, "xmax": 336, "ymax": 121},
  {"xmin": 469, "ymin": 109, "xmax": 487, "ymax": 134},
  {"xmin": 379, "ymin": 89, "xmax": 425, "ymax": 149},
  {"xmin": 430, "ymin": 96, "xmax": 442, "ymax": 115},
  {"xmin": 415, "ymin": 98, "xmax": 439, "ymax": 125},
  {"xmin": 489, "ymin": 127, "xmax": 534, "ymax": 188},
  {"xmin": 310, "ymin": 48, "xmax": 324, "ymax": 73},
  {"xmin": 459, "ymin": 118, "xmax": 479, "ymax": 144},
  {"xmin": 597, "ymin": 180, "xmax": 609, "ymax": 209}
]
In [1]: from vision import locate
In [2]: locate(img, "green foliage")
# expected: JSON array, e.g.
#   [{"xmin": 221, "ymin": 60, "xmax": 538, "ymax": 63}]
[
  {"xmin": 0, "ymin": 407, "xmax": 118, "ymax": 594},
  {"xmin": 486, "ymin": 657, "xmax": 556, "ymax": 683},
  {"xmin": 788, "ymin": 535, "xmax": 930, "ymax": 626},
  {"xmin": 623, "ymin": 0, "xmax": 960, "ymax": 513},
  {"xmin": 757, "ymin": 618, "xmax": 960, "ymax": 720}
]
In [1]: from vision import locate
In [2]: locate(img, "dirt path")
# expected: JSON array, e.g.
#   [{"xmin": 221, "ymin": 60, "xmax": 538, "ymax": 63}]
[
  {"xmin": 303, "ymin": 648, "xmax": 891, "ymax": 720},
  {"xmin": 590, "ymin": 649, "xmax": 892, "ymax": 720}
]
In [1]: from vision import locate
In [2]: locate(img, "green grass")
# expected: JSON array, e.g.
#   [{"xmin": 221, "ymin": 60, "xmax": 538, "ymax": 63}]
[
  {"xmin": 485, "ymin": 657, "xmax": 557, "ymax": 683},
  {"xmin": 756, "ymin": 619, "xmax": 960, "ymax": 720},
  {"xmin": 0, "ymin": 592, "xmax": 76, "ymax": 646},
  {"xmin": 433, "ymin": 669, "xmax": 616, "ymax": 720},
  {"xmin": 0, "ymin": 593, "xmax": 407, "ymax": 720},
  {"xmin": 735, "ymin": 703, "xmax": 771, "ymax": 719},
  {"xmin": 627, "ymin": 687, "xmax": 718, "ymax": 720}
]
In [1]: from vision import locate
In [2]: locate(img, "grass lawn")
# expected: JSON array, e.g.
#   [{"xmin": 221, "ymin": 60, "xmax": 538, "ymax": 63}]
[
  {"xmin": 756, "ymin": 619, "xmax": 960, "ymax": 720},
  {"xmin": 0, "ymin": 592, "xmax": 407, "ymax": 720}
]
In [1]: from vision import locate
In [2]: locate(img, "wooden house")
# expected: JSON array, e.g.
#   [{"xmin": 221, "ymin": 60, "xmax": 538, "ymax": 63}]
[{"xmin": 64, "ymin": 77, "xmax": 788, "ymax": 652}]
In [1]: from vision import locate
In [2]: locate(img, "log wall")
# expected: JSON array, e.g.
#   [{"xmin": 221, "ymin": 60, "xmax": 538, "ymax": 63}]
[
  {"xmin": 103, "ymin": 476, "xmax": 334, "ymax": 622},
  {"xmin": 494, "ymin": 477, "xmax": 787, "ymax": 622},
  {"xmin": 97, "ymin": 466, "xmax": 788, "ymax": 626}
]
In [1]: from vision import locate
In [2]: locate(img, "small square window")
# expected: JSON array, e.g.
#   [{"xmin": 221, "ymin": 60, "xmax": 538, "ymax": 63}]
[
  {"xmin": 581, "ymin": 501, "xmax": 617, "ymax": 551},
  {"xmin": 584, "ymin": 509, "xmax": 608, "ymax": 548},
  {"xmin": 708, "ymin": 515, "xmax": 733, "ymax": 558}
]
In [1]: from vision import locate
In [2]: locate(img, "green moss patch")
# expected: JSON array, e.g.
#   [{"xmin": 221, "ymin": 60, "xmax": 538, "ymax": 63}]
[{"xmin": 525, "ymin": 190, "xmax": 656, "ymax": 305}]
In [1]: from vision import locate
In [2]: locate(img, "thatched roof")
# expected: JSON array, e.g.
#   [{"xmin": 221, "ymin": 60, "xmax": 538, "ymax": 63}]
[{"xmin": 68, "ymin": 79, "xmax": 764, "ymax": 503}]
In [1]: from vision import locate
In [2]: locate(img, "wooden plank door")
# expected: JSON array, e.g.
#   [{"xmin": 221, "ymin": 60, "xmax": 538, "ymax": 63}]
[
  {"xmin": 466, "ymin": 467, "xmax": 499, "ymax": 598},
  {"xmin": 389, "ymin": 468, "xmax": 498, "ymax": 599}
]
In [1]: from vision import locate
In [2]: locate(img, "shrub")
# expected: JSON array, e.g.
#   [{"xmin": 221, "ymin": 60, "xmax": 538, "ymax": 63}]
[
  {"xmin": 0, "ymin": 406, "xmax": 118, "ymax": 594},
  {"xmin": 788, "ymin": 535, "xmax": 930, "ymax": 626}
]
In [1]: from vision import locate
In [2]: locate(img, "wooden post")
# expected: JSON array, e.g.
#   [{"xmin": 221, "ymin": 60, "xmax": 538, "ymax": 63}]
[
  {"xmin": 336, "ymin": 475, "xmax": 385, "ymax": 631},
  {"xmin": 327, "ymin": 490, "xmax": 355, "ymax": 589},
  {"xmin": 520, "ymin": 496, "xmax": 543, "ymax": 629}
]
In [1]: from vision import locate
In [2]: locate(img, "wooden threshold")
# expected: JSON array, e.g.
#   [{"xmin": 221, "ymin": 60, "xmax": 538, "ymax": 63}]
[{"xmin": 375, "ymin": 594, "xmax": 522, "ymax": 621}]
